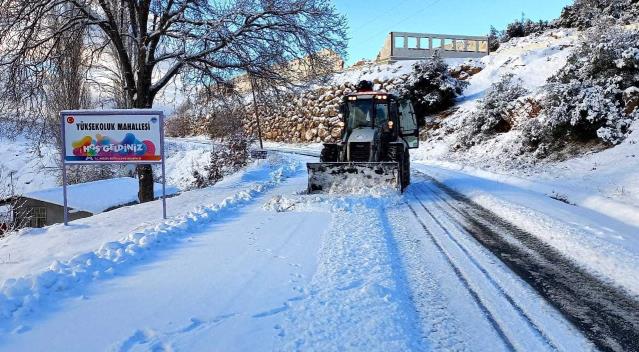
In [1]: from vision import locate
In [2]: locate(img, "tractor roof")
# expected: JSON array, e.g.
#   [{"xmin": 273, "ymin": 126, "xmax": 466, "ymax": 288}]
[{"xmin": 344, "ymin": 91, "xmax": 398, "ymax": 100}]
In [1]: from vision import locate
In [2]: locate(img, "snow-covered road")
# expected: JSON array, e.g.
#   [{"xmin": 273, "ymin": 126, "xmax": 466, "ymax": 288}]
[{"xmin": 1, "ymin": 152, "xmax": 638, "ymax": 351}]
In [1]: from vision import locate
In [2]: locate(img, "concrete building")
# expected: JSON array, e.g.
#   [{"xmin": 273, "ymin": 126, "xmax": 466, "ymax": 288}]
[
  {"xmin": 377, "ymin": 32, "xmax": 490, "ymax": 63},
  {"xmin": 13, "ymin": 177, "xmax": 178, "ymax": 228}
]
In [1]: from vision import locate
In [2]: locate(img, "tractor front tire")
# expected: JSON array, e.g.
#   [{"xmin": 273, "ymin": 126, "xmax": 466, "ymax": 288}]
[{"xmin": 320, "ymin": 144, "xmax": 340, "ymax": 162}]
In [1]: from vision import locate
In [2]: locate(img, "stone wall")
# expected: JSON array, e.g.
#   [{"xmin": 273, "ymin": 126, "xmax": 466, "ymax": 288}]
[{"xmin": 245, "ymin": 76, "xmax": 410, "ymax": 144}]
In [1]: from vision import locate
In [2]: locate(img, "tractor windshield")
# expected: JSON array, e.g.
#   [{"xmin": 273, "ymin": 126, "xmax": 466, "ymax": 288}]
[
  {"xmin": 346, "ymin": 99, "xmax": 388, "ymax": 129},
  {"xmin": 347, "ymin": 100, "xmax": 373, "ymax": 129}
]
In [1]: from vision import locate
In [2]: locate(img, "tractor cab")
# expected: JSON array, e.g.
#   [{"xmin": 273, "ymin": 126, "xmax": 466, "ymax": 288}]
[{"xmin": 339, "ymin": 82, "xmax": 420, "ymax": 152}]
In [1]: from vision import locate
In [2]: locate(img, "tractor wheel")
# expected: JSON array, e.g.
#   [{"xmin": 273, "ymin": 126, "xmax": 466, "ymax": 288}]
[
  {"xmin": 320, "ymin": 144, "xmax": 339, "ymax": 162},
  {"xmin": 395, "ymin": 147, "xmax": 407, "ymax": 191},
  {"xmin": 403, "ymin": 149, "xmax": 411, "ymax": 189}
]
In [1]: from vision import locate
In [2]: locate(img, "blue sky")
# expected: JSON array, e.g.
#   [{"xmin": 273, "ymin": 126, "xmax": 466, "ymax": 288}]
[{"xmin": 333, "ymin": 0, "xmax": 573, "ymax": 65}]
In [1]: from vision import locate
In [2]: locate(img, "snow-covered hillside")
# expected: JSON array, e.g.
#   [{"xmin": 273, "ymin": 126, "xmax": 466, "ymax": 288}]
[
  {"xmin": 459, "ymin": 29, "xmax": 577, "ymax": 101},
  {"xmin": 414, "ymin": 120, "xmax": 639, "ymax": 226},
  {"xmin": 408, "ymin": 27, "xmax": 639, "ymax": 221},
  {"xmin": 417, "ymin": 29, "xmax": 580, "ymax": 164}
]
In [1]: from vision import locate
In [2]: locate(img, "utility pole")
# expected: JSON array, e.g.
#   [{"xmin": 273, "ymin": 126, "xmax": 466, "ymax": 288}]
[
  {"xmin": 248, "ymin": 74, "xmax": 264, "ymax": 150},
  {"xmin": 9, "ymin": 171, "xmax": 14, "ymax": 196}
]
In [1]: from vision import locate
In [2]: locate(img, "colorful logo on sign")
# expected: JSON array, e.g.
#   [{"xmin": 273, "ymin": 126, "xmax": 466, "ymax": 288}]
[{"xmin": 68, "ymin": 133, "xmax": 159, "ymax": 162}]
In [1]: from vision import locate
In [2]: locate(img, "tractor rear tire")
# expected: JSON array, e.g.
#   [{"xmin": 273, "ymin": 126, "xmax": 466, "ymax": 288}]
[
  {"xmin": 395, "ymin": 147, "xmax": 410, "ymax": 191},
  {"xmin": 403, "ymin": 149, "xmax": 411, "ymax": 189}
]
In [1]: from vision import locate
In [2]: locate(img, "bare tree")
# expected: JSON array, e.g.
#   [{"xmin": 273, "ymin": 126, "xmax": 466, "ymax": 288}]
[
  {"xmin": 0, "ymin": 171, "xmax": 28, "ymax": 236},
  {"xmin": 0, "ymin": 0, "xmax": 347, "ymax": 202}
]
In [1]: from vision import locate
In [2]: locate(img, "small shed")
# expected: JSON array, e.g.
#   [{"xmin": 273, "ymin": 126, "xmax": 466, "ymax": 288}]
[{"xmin": 13, "ymin": 177, "xmax": 178, "ymax": 227}]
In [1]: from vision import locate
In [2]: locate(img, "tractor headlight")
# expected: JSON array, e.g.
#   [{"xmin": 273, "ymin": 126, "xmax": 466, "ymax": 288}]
[{"xmin": 388, "ymin": 121, "xmax": 394, "ymax": 129}]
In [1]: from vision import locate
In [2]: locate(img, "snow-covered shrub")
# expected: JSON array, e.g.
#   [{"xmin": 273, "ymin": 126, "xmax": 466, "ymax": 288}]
[
  {"xmin": 460, "ymin": 74, "xmax": 528, "ymax": 146},
  {"xmin": 530, "ymin": 25, "xmax": 639, "ymax": 146},
  {"xmin": 225, "ymin": 131, "xmax": 250, "ymax": 171},
  {"xmin": 488, "ymin": 19, "xmax": 551, "ymax": 51},
  {"xmin": 559, "ymin": 0, "xmax": 639, "ymax": 29},
  {"xmin": 192, "ymin": 98, "xmax": 253, "ymax": 188},
  {"xmin": 487, "ymin": 26, "xmax": 501, "ymax": 52},
  {"xmin": 192, "ymin": 132, "xmax": 251, "ymax": 189},
  {"xmin": 401, "ymin": 53, "xmax": 468, "ymax": 125},
  {"xmin": 504, "ymin": 19, "xmax": 550, "ymax": 41}
]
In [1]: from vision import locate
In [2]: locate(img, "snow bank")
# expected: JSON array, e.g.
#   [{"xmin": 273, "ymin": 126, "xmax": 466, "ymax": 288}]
[
  {"xmin": 165, "ymin": 137, "xmax": 216, "ymax": 190},
  {"xmin": 415, "ymin": 120, "xmax": 639, "ymax": 227},
  {"xmin": 262, "ymin": 141, "xmax": 323, "ymax": 157}
]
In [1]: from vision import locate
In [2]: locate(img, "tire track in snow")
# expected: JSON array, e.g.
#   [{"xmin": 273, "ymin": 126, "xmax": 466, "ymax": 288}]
[
  {"xmin": 405, "ymin": 199, "xmax": 517, "ymax": 352},
  {"xmin": 385, "ymin": 202, "xmax": 470, "ymax": 350},
  {"xmin": 413, "ymin": 183, "xmax": 562, "ymax": 351},
  {"xmin": 417, "ymin": 173, "xmax": 639, "ymax": 352}
]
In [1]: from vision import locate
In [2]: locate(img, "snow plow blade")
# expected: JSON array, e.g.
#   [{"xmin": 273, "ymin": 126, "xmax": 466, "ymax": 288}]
[{"xmin": 307, "ymin": 162, "xmax": 400, "ymax": 194}]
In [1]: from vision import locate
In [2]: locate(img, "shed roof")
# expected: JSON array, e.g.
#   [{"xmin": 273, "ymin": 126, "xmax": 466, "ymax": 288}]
[{"xmin": 23, "ymin": 177, "xmax": 177, "ymax": 214}]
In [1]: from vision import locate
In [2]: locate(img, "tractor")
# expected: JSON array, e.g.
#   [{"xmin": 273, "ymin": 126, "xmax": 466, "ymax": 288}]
[{"xmin": 307, "ymin": 80, "xmax": 420, "ymax": 193}]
